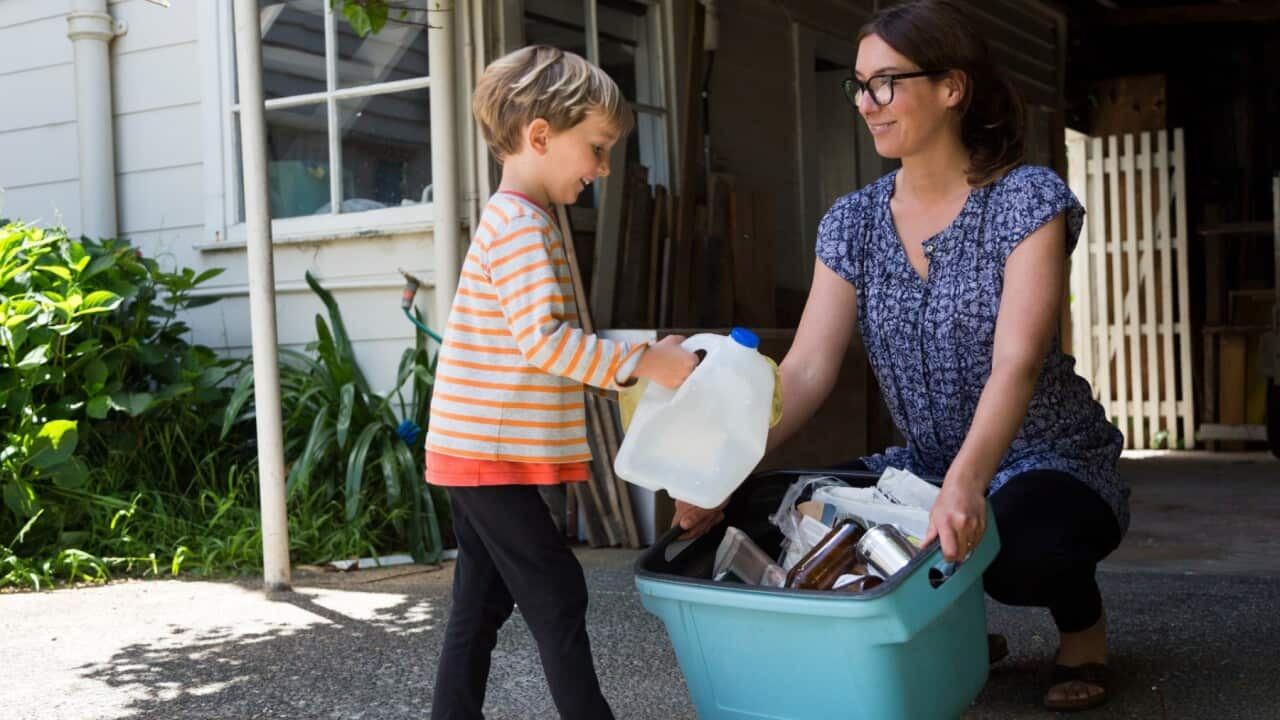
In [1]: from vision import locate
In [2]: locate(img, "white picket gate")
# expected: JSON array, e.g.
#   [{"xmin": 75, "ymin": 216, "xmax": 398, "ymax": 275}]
[{"xmin": 1066, "ymin": 128, "xmax": 1196, "ymax": 450}]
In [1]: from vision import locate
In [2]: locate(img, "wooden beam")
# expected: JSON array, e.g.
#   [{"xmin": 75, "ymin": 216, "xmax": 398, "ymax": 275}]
[
  {"xmin": 1093, "ymin": 2, "xmax": 1280, "ymax": 26},
  {"xmin": 671, "ymin": 0, "xmax": 704, "ymax": 327}
]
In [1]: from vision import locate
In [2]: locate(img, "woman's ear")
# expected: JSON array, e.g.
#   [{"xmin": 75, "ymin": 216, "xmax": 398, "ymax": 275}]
[
  {"xmin": 942, "ymin": 70, "xmax": 968, "ymax": 109},
  {"xmin": 526, "ymin": 118, "xmax": 552, "ymax": 156}
]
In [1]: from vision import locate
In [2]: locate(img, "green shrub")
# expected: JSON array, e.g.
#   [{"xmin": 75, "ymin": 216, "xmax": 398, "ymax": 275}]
[
  {"xmin": 1, "ymin": 223, "xmax": 446, "ymax": 589},
  {"xmin": 0, "ymin": 223, "xmax": 262, "ymax": 586},
  {"xmin": 221, "ymin": 271, "xmax": 447, "ymax": 565}
]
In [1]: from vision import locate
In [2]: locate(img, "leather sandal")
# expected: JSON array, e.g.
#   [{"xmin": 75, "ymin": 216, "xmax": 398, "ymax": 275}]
[{"xmin": 1043, "ymin": 663, "xmax": 1108, "ymax": 712}]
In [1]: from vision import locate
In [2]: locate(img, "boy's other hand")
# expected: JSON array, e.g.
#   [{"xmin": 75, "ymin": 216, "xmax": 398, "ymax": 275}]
[{"xmin": 632, "ymin": 335, "xmax": 699, "ymax": 389}]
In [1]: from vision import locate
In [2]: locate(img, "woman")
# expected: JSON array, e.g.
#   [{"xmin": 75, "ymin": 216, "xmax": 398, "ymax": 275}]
[{"xmin": 674, "ymin": 0, "xmax": 1127, "ymax": 712}]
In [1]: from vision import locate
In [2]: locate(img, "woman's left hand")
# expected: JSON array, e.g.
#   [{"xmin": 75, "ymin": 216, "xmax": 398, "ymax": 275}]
[{"xmin": 922, "ymin": 479, "xmax": 988, "ymax": 562}]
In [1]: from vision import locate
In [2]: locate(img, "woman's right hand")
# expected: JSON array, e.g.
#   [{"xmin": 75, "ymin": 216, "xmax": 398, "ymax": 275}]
[{"xmin": 671, "ymin": 499, "xmax": 727, "ymax": 539}]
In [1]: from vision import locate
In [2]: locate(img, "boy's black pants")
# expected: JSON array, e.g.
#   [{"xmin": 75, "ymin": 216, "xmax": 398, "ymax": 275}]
[{"xmin": 430, "ymin": 484, "xmax": 614, "ymax": 720}]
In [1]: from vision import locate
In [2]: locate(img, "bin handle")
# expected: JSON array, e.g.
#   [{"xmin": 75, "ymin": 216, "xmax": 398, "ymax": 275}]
[
  {"xmin": 899, "ymin": 505, "xmax": 999, "ymax": 614},
  {"xmin": 646, "ymin": 526, "xmax": 699, "ymax": 574}
]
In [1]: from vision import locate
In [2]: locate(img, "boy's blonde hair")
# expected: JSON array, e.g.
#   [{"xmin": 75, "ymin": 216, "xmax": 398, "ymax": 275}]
[{"xmin": 472, "ymin": 45, "xmax": 634, "ymax": 162}]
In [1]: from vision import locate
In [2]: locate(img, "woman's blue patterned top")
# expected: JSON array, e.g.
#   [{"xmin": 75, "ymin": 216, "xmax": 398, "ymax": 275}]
[{"xmin": 815, "ymin": 165, "xmax": 1128, "ymax": 532}]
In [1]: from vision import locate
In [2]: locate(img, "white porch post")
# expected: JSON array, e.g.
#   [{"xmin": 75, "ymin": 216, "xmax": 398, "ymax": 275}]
[
  {"xmin": 66, "ymin": 0, "xmax": 120, "ymax": 240},
  {"xmin": 232, "ymin": 0, "xmax": 291, "ymax": 592},
  {"xmin": 429, "ymin": 1, "xmax": 461, "ymax": 331}
]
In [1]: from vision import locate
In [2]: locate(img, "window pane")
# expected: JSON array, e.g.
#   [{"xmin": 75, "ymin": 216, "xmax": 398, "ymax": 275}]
[
  {"xmin": 337, "ymin": 7, "xmax": 429, "ymax": 89},
  {"xmin": 524, "ymin": 0, "xmax": 586, "ymax": 54},
  {"xmin": 635, "ymin": 110, "xmax": 669, "ymax": 188},
  {"xmin": 337, "ymin": 89, "xmax": 432, "ymax": 213},
  {"xmin": 258, "ymin": 0, "xmax": 327, "ymax": 102},
  {"xmin": 596, "ymin": 2, "xmax": 646, "ymax": 104},
  {"xmin": 233, "ymin": 103, "xmax": 330, "ymax": 221}
]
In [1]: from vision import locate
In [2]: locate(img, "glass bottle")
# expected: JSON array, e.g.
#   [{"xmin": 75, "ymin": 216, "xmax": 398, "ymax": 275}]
[{"xmin": 785, "ymin": 519, "xmax": 867, "ymax": 591}]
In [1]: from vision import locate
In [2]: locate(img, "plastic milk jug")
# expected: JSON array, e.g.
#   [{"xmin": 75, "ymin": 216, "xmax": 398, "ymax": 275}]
[{"xmin": 614, "ymin": 328, "xmax": 775, "ymax": 509}]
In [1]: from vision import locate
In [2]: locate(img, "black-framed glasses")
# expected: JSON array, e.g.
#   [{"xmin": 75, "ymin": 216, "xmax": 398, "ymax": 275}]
[{"xmin": 843, "ymin": 69, "xmax": 949, "ymax": 108}]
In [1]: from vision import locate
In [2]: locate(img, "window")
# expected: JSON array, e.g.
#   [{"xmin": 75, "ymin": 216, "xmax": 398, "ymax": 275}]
[
  {"xmin": 518, "ymin": 0, "xmax": 675, "ymax": 208},
  {"xmin": 224, "ymin": 0, "xmax": 434, "ymax": 234}
]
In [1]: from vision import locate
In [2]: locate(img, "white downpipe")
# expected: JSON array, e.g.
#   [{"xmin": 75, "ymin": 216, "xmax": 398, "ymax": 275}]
[
  {"xmin": 232, "ymin": 0, "xmax": 291, "ymax": 592},
  {"xmin": 429, "ymin": 2, "xmax": 460, "ymax": 334},
  {"xmin": 66, "ymin": 0, "xmax": 121, "ymax": 240}
]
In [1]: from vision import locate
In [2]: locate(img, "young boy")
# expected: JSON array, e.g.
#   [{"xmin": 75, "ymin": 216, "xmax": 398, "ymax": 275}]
[{"xmin": 424, "ymin": 45, "xmax": 697, "ymax": 720}]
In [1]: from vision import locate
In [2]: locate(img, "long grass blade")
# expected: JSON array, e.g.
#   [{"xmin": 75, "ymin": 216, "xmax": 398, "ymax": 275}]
[{"xmin": 344, "ymin": 424, "xmax": 381, "ymax": 522}]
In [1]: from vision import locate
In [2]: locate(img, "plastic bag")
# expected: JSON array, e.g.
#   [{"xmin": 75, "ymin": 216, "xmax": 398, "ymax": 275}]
[{"xmin": 769, "ymin": 468, "xmax": 940, "ymax": 568}]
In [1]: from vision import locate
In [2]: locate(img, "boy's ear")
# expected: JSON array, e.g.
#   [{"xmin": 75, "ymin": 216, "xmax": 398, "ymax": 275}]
[{"xmin": 526, "ymin": 118, "xmax": 553, "ymax": 156}]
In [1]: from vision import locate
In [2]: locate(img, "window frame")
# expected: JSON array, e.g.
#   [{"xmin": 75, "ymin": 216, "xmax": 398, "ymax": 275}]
[{"xmin": 201, "ymin": 0, "xmax": 437, "ymax": 250}]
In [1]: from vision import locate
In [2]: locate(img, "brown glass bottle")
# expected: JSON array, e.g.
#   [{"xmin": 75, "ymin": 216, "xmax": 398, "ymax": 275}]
[{"xmin": 785, "ymin": 520, "xmax": 867, "ymax": 591}]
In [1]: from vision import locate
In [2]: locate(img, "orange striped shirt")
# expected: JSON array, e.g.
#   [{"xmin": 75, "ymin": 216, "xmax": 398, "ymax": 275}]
[{"xmin": 425, "ymin": 192, "xmax": 646, "ymax": 482}]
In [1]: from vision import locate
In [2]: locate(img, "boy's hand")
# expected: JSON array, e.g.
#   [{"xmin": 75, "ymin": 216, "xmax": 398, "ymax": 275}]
[{"xmin": 631, "ymin": 335, "xmax": 699, "ymax": 389}]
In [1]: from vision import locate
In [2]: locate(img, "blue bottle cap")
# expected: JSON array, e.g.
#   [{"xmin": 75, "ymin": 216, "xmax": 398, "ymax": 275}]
[{"xmin": 730, "ymin": 327, "xmax": 759, "ymax": 349}]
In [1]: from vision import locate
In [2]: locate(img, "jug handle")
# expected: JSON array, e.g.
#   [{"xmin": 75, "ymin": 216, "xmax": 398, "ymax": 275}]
[
  {"xmin": 679, "ymin": 333, "xmax": 720, "ymax": 362},
  {"xmin": 668, "ymin": 334, "xmax": 718, "ymax": 402}
]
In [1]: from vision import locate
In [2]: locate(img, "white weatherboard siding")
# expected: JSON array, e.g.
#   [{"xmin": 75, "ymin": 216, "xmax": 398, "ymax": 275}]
[
  {"xmin": 1, "ymin": 0, "xmax": 79, "ymax": 231},
  {"xmin": 0, "ymin": 0, "xmax": 438, "ymax": 394}
]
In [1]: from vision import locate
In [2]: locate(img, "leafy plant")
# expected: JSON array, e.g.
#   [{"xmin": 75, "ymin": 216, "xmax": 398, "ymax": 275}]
[
  {"xmin": 1, "ymin": 224, "xmax": 235, "ymax": 534},
  {"xmin": 0, "ymin": 222, "xmax": 277, "ymax": 588},
  {"xmin": 223, "ymin": 271, "xmax": 446, "ymax": 564},
  {"xmin": 1, "ymin": 222, "xmax": 445, "ymax": 590}
]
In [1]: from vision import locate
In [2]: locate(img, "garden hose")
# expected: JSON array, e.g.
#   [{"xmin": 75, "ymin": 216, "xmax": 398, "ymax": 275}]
[{"xmin": 398, "ymin": 269, "xmax": 443, "ymax": 343}]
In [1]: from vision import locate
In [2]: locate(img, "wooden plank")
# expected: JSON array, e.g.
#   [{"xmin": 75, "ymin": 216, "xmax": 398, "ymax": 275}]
[
  {"xmin": 591, "ymin": 142, "xmax": 628, "ymax": 328},
  {"xmin": 1066, "ymin": 133, "xmax": 1094, "ymax": 386},
  {"xmin": 751, "ymin": 191, "xmax": 778, "ymax": 327},
  {"xmin": 573, "ymin": 482, "xmax": 606, "ymax": 548},
  {"xmin": 646, "ymin": 187, "xmax": 668, "ymax": 327},
  {"xmin": 1107, "ymin": 135, "xmax": 1130, "ymax": 445},
  {"xmin": 1172, "ymin": 129, "xmax": 1196, "ymax": 448},
  {"xmin": 559, "ymin": 202, "xmax": 639, "ymax": 547},
  {"xmin": 671, "ymin": 0, "xmax": 704, "ymax": 327},
  {"xmin": 585, "ymin": 395, "xmax": 631, "ymax": 546},
  {"xmin": 727, "ymin": 187, "xmax": 779, "ymax": 328},
  {"xmin": 1218, "ymin": 332, "xmax": 1248, "ymax": 451},
  {"xmin": 715, "ymin": 176, "xmax": 736, "ymax": 326},
  {"xmin": 1123, "ymin": 134, "xmax": 1145, "ymax": 448},
  {"xmin": 1089, "ymin": 137, "xmax": 1113, "ymax": 414},
  {"xmin": 1199, "ymin": 423, "xmax": 1268, "ymax": 442},
  {"xmin": 1203, "ymin": 326, "xmax": 1218, "ymax": 452},
  {"xmin": 1088, "ymin": 75, "xmax": 1167, "ymax": 137},
  {"xmin": 557, "ymin": 203, "xmax": 623, "ymax": 546},
  {"xmin": 1094, "ymin": 1, "xmax": 1280, "ymax": 26},
  {"xmin": 727, "ymin": 188, "xmax": 747, "ymax": 323},
  {"xmin": 659, "ymin": 193, "xmax": 675, "ymax": 328},
  {"xmin": 694, "ymin": 173, "xmax": 734, "ymax": 327},
  {"xmin": 1139, "ymin": 132, "xmax": 1162, "ymax": 448},
  {"xmin": 1156, "ymin": 131, "xmax": 1179, "ymax": 448},
  {"xmin": 596, "ymin": 396, "xmax": 639, "ymax": 548},
  {"xmin": 614, "ymin": 165, "xmax": 653, "ymax": 328}
]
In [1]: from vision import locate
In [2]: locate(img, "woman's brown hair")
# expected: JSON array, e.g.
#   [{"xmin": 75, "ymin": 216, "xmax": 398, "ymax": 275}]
[{"xmin": 859, "ymin": 0, "xmax": 1025, "ymax": 186}]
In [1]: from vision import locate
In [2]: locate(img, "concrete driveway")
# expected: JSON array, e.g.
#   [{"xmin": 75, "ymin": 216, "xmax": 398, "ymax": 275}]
[{"xmin": 4, "ymin": 452, "xmax": 1278, "ymax": 719}]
